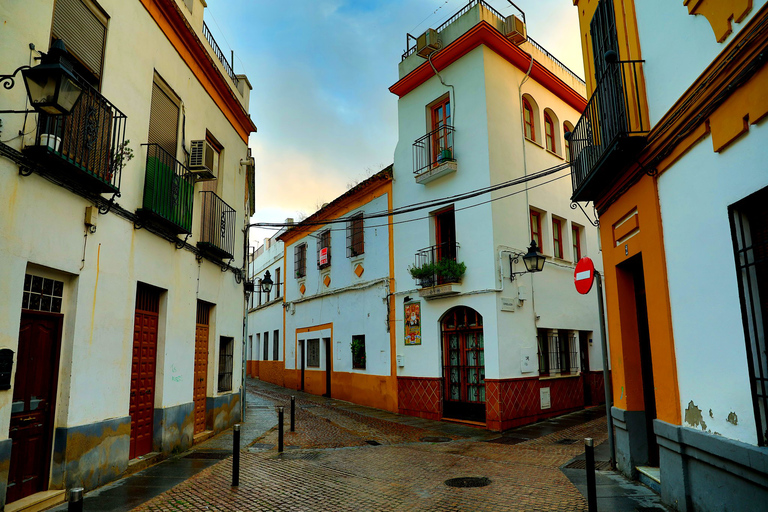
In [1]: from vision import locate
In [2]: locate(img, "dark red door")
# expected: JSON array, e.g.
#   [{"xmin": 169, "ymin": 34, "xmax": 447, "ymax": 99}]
[
  {"xmin": 8, "ymin": 312, "xmax": 62, "ymax": 503},
  {"xmin": 194, "ymin": 302, "xmax": 209, "ymax": 435},
  {"xmin": 130, "ymin": 285, "xmax": 160, "ymax": 459},
  {"xmin": 442, "ymin": 307, "xmax": 485, "ymax": 423}
]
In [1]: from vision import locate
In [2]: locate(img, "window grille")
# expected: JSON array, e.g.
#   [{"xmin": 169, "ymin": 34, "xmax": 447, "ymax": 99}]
[
  {"xmin": 295, "ymin": 243, "xmax": 307, "ymax": 278},
  {"xmin": 275, "ymin": 268, "xmax": 281, "ymax": 299},
  {"xmin": 218, "ymin": 336, "xmax": 233, "ymax": 392},
  {"xmin": 538, "ymin": 330, "xmax": 578, "ymax": 375},
  {"xmin": 307, "ymin": 338, "xmax": 320, "ymax": 367},
  {"xmin": 263, "ymin": 331, "xmax": 269, "ymax": 361},
  {"xmin": 317, "ymin": 231, "xmax": 331, "ymax": 269},
  {"xmin": 273, "ymin": 330, "xmax": 279, "ymax": 361},
  {"xmin": 22, "ymin": 274, "xmax": 64, "ymax": 313},
  {"xmin": 352, "ymin": 335, "xmax": 366, "ymax": 369},
  {"xmin": 347, "ymin": 213, "xmax": 365, "ymax": 257},
  {"xmin": 572, "ymin": 225, "xmax": 582, "ymax": 261}
]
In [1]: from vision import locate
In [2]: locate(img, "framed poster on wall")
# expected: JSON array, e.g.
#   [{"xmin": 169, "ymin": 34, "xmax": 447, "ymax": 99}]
[{"xmin": 404, "ymin": 301, "xmax": 421, "ymax": 345}]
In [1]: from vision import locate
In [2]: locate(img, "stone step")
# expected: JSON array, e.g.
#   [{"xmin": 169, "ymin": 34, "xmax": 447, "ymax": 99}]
[
  {"xmin": 636, "ymin": 465, "xmax": 661, "ymax": 494},
  {"xmin": 6, "ymin": 490, "xmax": 65, "ymax": 512}
]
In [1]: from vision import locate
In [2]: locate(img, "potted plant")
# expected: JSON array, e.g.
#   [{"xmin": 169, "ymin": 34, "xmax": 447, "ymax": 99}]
[
  {"xmin": 408, "ymin": 262, "xmax": 436, "ymax": 287},
  {"xmin": 436, "ymin": 258, "xmax": 466, "ymax": 283},
  {"xmin": 107, "ymin": 139, "xmax": 134, "ymax": 181},
  {"xmin": 438, "ymin": 147, "xmax": 453, "ymax": 163}
]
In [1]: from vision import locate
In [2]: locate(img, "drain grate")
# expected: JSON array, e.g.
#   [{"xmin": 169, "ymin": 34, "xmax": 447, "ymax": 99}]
[
  {"xmin": 184, "ymin": 451, "xmax": 231, "ymax": 460},
  {"xmin": 445, "ymin": 477, "xmax": 492, "ymax": 488},
  {"xmin": 485, "ymin": 436, "xmax": 527, "ymax": 445},
  {"xmin": 279, "ymin": 451, "xmax": 321, "ymax": 461},
  {"xmin": 554, "ymin": 438, "xmax": 578, "ymax": 445},
  {"xmin": 564, "ymin": 459, "xmax": 612, "ymax": 470},
  {"xmin": 365, "ymin": 440, "xmax": 381, "ymax": 446},
  {"xmin": 420, "ymin": 436, "xmax": 452, "ymax": 443}
]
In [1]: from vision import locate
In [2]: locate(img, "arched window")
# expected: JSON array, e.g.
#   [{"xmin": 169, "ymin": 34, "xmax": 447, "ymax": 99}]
[
  {"xmin": 544, "ymin": 113, "xmax": 555, "ymax": 152},
  {"xmin": 523, "ymin": 99, "xmax": 535, "ymax": 141},
  {"xmin": 563, "ymin": 122, "xmax": 574, "ymax": 162}
]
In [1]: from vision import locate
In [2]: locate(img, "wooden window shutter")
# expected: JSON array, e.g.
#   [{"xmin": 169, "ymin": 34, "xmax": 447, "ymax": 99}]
[
  {"xmin": 52, "ymin": 0, "xmax": 108, "ymax": 80},
  {"xmin": 148, "ymin": 81, "xmax": 180, "ymax": 158}
]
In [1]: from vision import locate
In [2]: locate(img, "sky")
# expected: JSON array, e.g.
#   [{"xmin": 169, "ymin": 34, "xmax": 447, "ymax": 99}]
[{"xmin": 202, "ymin": 0, "xmax": 585, "ymax": 246}]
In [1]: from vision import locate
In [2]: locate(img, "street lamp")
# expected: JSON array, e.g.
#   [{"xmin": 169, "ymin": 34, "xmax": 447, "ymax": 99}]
[
  {"xmin": 510, "ymin": 240, "xmax": 546, "ymax": 281},
  {"xmin": 260, "ymin": 271, "xmax": 273, "ymax": 294},
  {"xmin": 0, "ymin": 39, "xmax": 84, "ymax": 115}
]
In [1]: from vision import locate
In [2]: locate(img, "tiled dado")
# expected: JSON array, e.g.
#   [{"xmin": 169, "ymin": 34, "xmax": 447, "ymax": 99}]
[{"xmin": 397, "ymin": 377, "xmax": 442, "ymax": 420}]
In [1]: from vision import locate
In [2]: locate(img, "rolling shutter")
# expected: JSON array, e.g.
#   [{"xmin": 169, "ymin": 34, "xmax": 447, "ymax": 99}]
[
  {"xmin": 148, "ymin": 81, "xmax": 180, "ymax": 158},
  {"xmin": 51, "ymin": 0, "xmax": 107, "ymax": 80}
]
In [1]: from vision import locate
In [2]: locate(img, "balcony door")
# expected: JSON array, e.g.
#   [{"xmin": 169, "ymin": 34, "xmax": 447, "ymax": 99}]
[
  {"xmin": 431, "ymin": 97, "xmax": 452, "ymax": 162},
  {"xmin": 442, "ymin": 307, "xmax": 485, "ymax": 423},
  {"xmin": 435, "ymin": 207, "xmax": 456, "ymax": 263}
]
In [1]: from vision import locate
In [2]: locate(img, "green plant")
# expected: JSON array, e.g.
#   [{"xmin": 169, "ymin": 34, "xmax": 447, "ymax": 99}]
[
  {"xmin": 408, "ymin": 262, "xmax": 436, "ymax": 281},
  {"xmin": 436, "ymin": 258, "xmax": 466, "ymax": 283},
  {"xmin": 351, "ymin": 336, "xmax": 366, "ymax": 369},
  {"xmin": 111, "ymin": 139, "xmax": 134, "ymax": 175},
  {"xmin": 438, "ymin": 148, "xmax": 453, "ymax": 162}
]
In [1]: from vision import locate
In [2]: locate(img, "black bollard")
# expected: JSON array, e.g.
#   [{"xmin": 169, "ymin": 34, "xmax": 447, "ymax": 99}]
[
  {"xmin": 585, "ymin": 437, "xmax": 597, "ymax": 512},
  {"xmin": 278, "ymin": 406, "xmax": 285, "ymax": 452},
  {"xmin": 232, "ymin": 424, "xmax": 240, "ymax": 487},
  {"xmin": 290, "ymin": 395, "xmax": 295, "ymax": 432},
  {"xmin": 69, "ymin": 487, "xmax": 84, "ymax": 512}
]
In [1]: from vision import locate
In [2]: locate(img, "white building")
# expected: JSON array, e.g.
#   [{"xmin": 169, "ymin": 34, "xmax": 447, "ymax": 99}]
[
  {"xmin": 0, "ymin": 0, "xmax": 255, "ymax": 506},
  {"xmin": 390, "ymin": 1, "xmax": 606, "ymax": 430}
]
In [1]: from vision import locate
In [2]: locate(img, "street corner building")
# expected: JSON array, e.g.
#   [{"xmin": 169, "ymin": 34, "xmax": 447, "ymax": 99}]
[
  {"xmin": 0, "ymin": 0, "xmax": 256, "ymax": 508},
  {"xmin": 389, "ymin": 1, "xmax": 607, "ymax": 431},
  {"xmin": 247, "ymin": 168, "xmax": 398, "ymax": 413},
  {"xmin": 570, "ymin": 0, "xmax": 768, "ymax": 510}
]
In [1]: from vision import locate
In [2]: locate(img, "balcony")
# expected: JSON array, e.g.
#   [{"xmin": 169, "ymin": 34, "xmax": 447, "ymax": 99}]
[
  {"xmin": 202, "ymin": 22, "xmax": 238, "ymax": 86},
  {"xmin": 569, "ymin": 60, "xmax": 648, "ymax": 202},
  {"xmin": 23, "ymin": 80, "xmax": 127, "ymax": 195},
  {"xmin": 198, "ymin": 191, "xmax": 236, "ymax": 260},
  {"xmin": 410, "ymin": 242, "xmax": 464, "ymax": 299},
  {"xmin": 136, "ymin": 144, "xmax": 195, "ymax": 234},
  {"xmin": 413, "ymin": 125, "xmax": 456, "ymax": 184}
]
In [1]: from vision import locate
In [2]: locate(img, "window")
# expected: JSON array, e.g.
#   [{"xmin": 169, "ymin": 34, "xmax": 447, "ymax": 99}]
[
  {"xmin": 552, "ymin": 218, "xmax": 563, "ymax": 259},
  {"xmin": 431, "ymin": 96, "xmax": 453, "ymax": 163},
  {"xmin": 318, "ymin": 230, "xmax": 331, "ymax": 269},
  {"xmin": 523, "ymin": 99, "xmax": 535, "ymax": 141},
  {"xmin": 275, "ymin": 268, "xmax": 281, "ymax": 299},
  {"xmin": 263, "ymin": 331, "xmax": 269, "ymax": 361},
  {"xmin": 347, "ymin": 213, "xmax": 365, "ymax": 257},
  {"xmin": 351, "ymin": 335, "xmax": 366, "ymax": 369},
  {"xmin": 435, "ymin": 206, "xmax": 457, "ymax": 261},
  {"xmin": 307, "ymin": 338, "xmax": 320, "ymax": 368},
  {"xmin": 22, "ymin": 274, "xmax": 64, "ymax": 313},
  {"xmin": 530, "ymin": 210, "xmax": 542, "ymax": 248},
  {"xmin": 255, "ymin": 333, "xmax": 260, "ymax": 360},
  {"xmin": 537, "ymin": 329, "xmax": 549, "ymax": 374},
  {"xmin": 537, "ymin": 330, "xmax": 578, "ymax": 375},
  {"xmin": 256, "ymin": 279, "xmax": 262, "ymax": 306},
  {"xmin": 51, "ymin": 0, "xmax": 108, "ymax": 88},
  {"xmin": 731, "ymin": 187, "xmax": 768, "ymax": 445},
  {"xmin": 218, "ymin": 336, "xmax": 234, "ymax": 392},
  {"xmin": 572, "ymin": 225, "xmax": 582, "ymax": 261},
  {"xmin": 544, "ymin": 113, "xmax": 555, "ymax": 152},
  {"xmin": 273, "ymin": 330, "xmax": 279, "ymax": 361},
  {"xmin": 248, "ymin": 335, "xmax": 253, "ymax": 360},
  {"xmin": 564, "ymin": 123, "xmax": 572, "ymax": 162},
  {"xmin": 148, "ymin": 77, "xmax": 180, "ymax": 158},
  {"xmin": 295, "ymin": 243, "xmax": 307, "ymax": 278}
]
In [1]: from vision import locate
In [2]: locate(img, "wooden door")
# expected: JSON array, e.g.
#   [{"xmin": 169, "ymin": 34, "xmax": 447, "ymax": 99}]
[
  {"xmin": 442, "ymin": 307, "xmax": 485, "ymax": 422},
  {"xmin": 194, "ymin": 302, "xmax": 209, "ymax": 435},
  {"xmin": 130, "ymin": 285, "xmax": 160, "ymax": 459},
  {"xmin": 430, "ymin": 97, "xmax": 452, "ymax": 162},
  {"xmin": 8, "ymin": 312, "xmax": 62, "ymax": 504},
  {"xmin": 323, "ymin": 338, "xmax": 331, "ymax": 398}
]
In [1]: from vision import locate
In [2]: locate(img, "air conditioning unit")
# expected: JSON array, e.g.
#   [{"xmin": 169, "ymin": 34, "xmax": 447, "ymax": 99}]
[
  {"xmin": 504, "ymin": 15, "xmax": 527, "ymax": 45},
  {"xmin": 189, "ymin": 140, "xmax": 216, "ymax": 180},
  {"xmin": 416, "ymin": 28, "xmax": 440, "ymax": 58}
]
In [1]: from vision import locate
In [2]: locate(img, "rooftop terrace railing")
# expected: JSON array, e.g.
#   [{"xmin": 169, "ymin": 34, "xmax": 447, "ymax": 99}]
[{"xmin": 203, "ymin": 21, "xmax": 238, "ymax": 85}]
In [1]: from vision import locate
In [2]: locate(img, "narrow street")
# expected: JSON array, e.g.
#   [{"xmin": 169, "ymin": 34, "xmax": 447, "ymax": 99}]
[{"xmin": 59, "ymin": 378, "xmax": 663, "ymax": 512}]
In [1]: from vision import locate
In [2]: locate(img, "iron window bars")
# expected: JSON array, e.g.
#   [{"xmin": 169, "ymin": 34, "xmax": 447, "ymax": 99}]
[
  {"xmin": 347, "ymin": 213, "xmax": 365, "ymax": 257},
  {"xmin": 218, "ymin": 336, "xmax": 234, "ymax": 392},
  {"xmin": 317, "ymin": 230, "xmax": 331, "ymax": 269},
  {"xmin": 295, "ymin": 243, "xmax": 307, "ymax": 278},
  {"xmin": 538, "ymin": 331, "xmax": 579, "ymax": 375}
]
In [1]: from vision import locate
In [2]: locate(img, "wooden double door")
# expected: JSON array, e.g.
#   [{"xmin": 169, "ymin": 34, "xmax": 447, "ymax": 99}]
[
  {"xmin": 194, "ymin": 302, "xmax": 210, "ymax": 435},
  {"xmin": 130, "ymin": 285, "xmax": 160, "ymax": 459},
  {"xmin": 8, "ymin": 312, "xmax": 62, "ymax": 504},
  {"xmin": 442, "ymin": 307, "xmax": 485, "ymax": 423}
]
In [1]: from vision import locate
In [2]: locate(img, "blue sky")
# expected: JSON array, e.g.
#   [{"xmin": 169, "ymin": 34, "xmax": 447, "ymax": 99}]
[{"xmin": 202, "ymin": 0, "xmax": 584, "ymax": 245}]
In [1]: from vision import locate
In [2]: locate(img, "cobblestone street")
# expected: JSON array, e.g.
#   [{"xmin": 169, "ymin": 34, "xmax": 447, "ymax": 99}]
[{"xmin": 131, "ymin": 379, "xmax": 612, "ymax": 512}]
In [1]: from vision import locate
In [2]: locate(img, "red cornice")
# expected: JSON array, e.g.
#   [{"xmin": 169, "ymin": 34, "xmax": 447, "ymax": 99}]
[
  {"xmin": 389, "ymin": 21, "xmax": 587, "ymax": 112},
  {"xmin": 141, "ymin": 0, "xmax": 257, "ymax": 142}
]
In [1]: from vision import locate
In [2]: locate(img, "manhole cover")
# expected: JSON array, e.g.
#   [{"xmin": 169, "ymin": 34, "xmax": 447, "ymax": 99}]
[
  {"xmin": 365, "ymin": 440, "xmax": 381, "ymax": 446},
  {"xmin": 444, "ymin": 477, "xmax": 491, "ymax": 488},
  {"xmin": 564, "ymin": 459, "xmax": 612, "ymax": 470},
  {"xmin": 279, "ymin": 451, "xmax": 321, "ymax": 460},
  {"xmin": 555, "ymin": 438, "xmax": 578, "ymax": 445},
  {"xmin": 485, "ymin": 436, "xmax": 527, "ymax": 445},
  {"xmin": 420, "ymin": 436, "xmax": 452, "ymax": 443},
  {"xmin": 184, "ymin": 451, "xmax": 231, "ymax": 460}
]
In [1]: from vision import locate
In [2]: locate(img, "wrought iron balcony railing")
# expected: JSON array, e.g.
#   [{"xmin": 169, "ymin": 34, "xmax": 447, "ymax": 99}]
[
  {"xmin": 569, "ymin": 60, "xmax": 648, "ymax": 201},
  {"xmin": 413, "ymin": 125, "xmax": 455, "ymax": 175},
  {"xmin": 203, "ymin": 22, "xmax": 238, "ymax": 85},
  {"xmin": 24, "ymin": 79, "xmax": 127, "ymax": 194},
  {"xmin": 198, "ymin": 190, "xmax": 236, "ymax": 260},
  {"xmin": 137, "ymin": 144, "xmax": 195, "ymax": 234},
  {"xmin": 412, "ymin": 242, "xmax": 462, "ymax": 287}
]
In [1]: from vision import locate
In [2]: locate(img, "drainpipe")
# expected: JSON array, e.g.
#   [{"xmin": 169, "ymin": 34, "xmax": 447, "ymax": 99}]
[
  {"xmin": 595, "ymin": 270, "xmax": 615, "ymax": 468},
  {"xmin": 241, "ymin": 225, "xmax": 249, "ymax": 422}
]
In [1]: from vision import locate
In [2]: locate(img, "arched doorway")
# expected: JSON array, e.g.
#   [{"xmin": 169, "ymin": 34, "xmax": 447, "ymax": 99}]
[{"xmin": 441, "ymin": 306, "xmax": 485, "ymax": 422}]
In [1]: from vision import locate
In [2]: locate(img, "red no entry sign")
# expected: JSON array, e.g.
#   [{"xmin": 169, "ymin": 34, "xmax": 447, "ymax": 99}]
[{"xmin": 574, "ymin": 257, "xmax": 595, "ymax": 295}]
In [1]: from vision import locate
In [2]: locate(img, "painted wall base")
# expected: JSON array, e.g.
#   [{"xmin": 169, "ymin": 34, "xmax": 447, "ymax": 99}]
[
  {"xmin": 654, "ymin": 419, "xmax": 768, "ymax": 512},
  {"xmin": 206, "ymin": 391, "xmax": 242, "ymax": 433},
  {"xmin": 612, "ymin": 407, "xmax": 650, "ymax": 478},
  {"xmin": 50, "ymin": 416, "xmax": 131, "ymax": 492},
  {"xmin": 153, "ymin": 402, "xmax": 194, "ymax": 455},
  {"xmin": 0, "ymin": 439, "xmax": 11, "ymax": 508}
]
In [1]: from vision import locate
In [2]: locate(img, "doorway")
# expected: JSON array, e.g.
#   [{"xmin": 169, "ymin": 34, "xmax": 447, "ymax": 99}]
[
  {"xmin": 130, "ymin": 284, "xmax": 160, "ymax": 459},
  {"xmin": 8, "ymin": 312, "xmax": 63, "ymax": 503},
  {"xmin": 323, "ymin": 337, "xmax": 331, "ymax": 398},
  {"xmin": 193, "ymin": 301, "xmax": 210, "ymax": 435},
  {"xmin": 298, "ymin": 340, "xmax": 305, "ymax": 391},
  {"xmin": 441, "ymin": 307, "xmax": 485, "ymax": 423},
  {"xmin": 579, "ymin": 331, "xmax": 592, "ymax": 405}
]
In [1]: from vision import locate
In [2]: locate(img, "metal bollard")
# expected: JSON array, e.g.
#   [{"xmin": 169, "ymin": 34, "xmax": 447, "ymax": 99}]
[
  {"xmin": 290, "ymin": 395, "xmax": 295, "ymax": 432},
  {"xmin": 69, "ymin": 487, "xmax": 84, "ymax": 512},
  {"xmin": 278, "ymin": 406, "xmax": 285, "ymax": 452},
  {"xmin": 585, "ymin": 438, "xmax": 597, "ymax": 512},
  {"xmin": 232, "ymin": 424, "xmax": 240, "ymax": 487}
]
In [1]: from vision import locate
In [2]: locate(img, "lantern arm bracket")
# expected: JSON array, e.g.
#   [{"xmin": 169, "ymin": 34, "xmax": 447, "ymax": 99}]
[
  {"xmin": 508, "ymin": 250, "xmax": 527, "ymax": 281},
  {"xmin": 0, "ymin": 65, "xmax": 36, "ymax": 114},
  {"xmin": 570, "ymin": 201, "xmax": 599, "ymax": 227}
]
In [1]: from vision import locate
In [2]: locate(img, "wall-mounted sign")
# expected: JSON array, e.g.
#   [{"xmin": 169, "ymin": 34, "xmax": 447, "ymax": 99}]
[
  {"xmin": 500, "ymin": 297, "xmax": 516, "ymax": 312},
  {"xmin": 319, "ymin": 247, "xmax": 329, "ymax": 266},
  {"xmin": 404, "ymin": 301, "xmax": 421, "ymax": 345}
]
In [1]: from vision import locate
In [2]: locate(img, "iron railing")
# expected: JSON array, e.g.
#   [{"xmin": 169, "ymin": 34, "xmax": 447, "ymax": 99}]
[
  {"xmin": 413, "ymin": 125, "xmax": 455, "ymax": 174},
  {"xmin": 412, "ymin": 242, "xmax": 461, "ymax": 287},
  {"xmin": 198, "ymin": 191, "xmax": 236, "ymax": 260},
  {"xmin": 538, "ymin": 332, "xmax": 579, "ymax": 375},
  {"xmin": 569, "ymin": 60, "xmax": 647, "ymax": 197},
  {"xmin": 139, "ymin": 143, "xmax": 195, "ymax": 234},
  {"xmin": 30, "ymin": 79, "xmax": 127, "ymax": 194},
  {"xmin": 528, "ymin": 36, "xmax": 585, "ymax": 86},
  {"xmin": 202, "ymin": 21, "xmax": 238, "ymax": 85}
]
